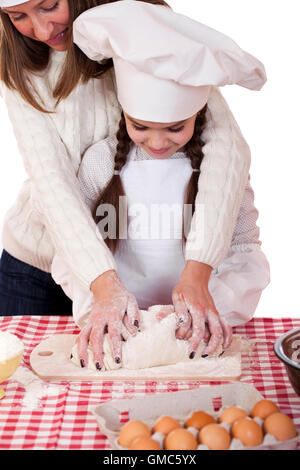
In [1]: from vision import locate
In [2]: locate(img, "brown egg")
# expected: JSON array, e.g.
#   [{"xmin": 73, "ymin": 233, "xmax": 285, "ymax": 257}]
[
  {"xmin": 199, "ymin": 423, "xmax": 231, "ymax": 450},
  {"xmin": 263, "ymin": 412, "xmax": 297, "ymax": 441},
  {"xmin": 232, "ymin": 418, "xmax": 263, "ymax": 447},
  {"xmin": 118, "ymin": 420, "xmax": 151, "ymax": 448},
  {"xmin": 219, "ymin": 406, "xmax": 248, "ymax": 425},
  {"xmin": 153, "ymin": 416, "xmax": 181, "ymax": 435},
  {"xmin": 164, "ymin": 428, "xmax": 198, "ymax": 450},
  {"xmin": 130, "ymin": 436, "xmax": 161, "ymax": 450},
  {"xmin": 251, "ymin": 399, "xmax": 280, "ymax": 419},
  {"xmin": 185, "ymin": 411, "xmax": 215, "ymax": 430}
]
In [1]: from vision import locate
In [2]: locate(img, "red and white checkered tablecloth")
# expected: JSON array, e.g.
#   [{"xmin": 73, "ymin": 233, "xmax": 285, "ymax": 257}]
[{"xmin": 0, "ymin": 315, "xmax": 299, "ymax": 450}]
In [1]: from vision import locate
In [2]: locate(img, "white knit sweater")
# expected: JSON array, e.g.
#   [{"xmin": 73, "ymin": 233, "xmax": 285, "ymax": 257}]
[{"xmin": 0, "ymin": 50, "xmax": 250, "ymax": 289}]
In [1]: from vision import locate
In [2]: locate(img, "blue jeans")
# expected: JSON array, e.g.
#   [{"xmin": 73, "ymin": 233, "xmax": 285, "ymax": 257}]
[{"xmin": 0, "ymin": 250, "xmax": 72, "ymax": 316}]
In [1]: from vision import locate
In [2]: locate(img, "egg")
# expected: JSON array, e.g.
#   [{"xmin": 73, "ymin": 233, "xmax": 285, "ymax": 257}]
[
  {"xmin": 263, "ymin": 412, "xmax": 297, "ymax": 441},
  {"xmin": 232, "ymin": 418, "xmax": 263, "ymax": 447},
  {"xmin": 219, "ymin": 406, "xmax": 248, "ymax": 425},
  {"xmin": 199, "ymin": 423, "xmax": 231, "ymax": 450},
  {"xmin": 118, "ymin": 420, "xmax": 151, "ymax": 448},
  {"xmin": 130, "ymin": 436, "xmax": 161, "ymax": 450},
  {"xmin": 164, "ymin": 428, "xmax": 198, "ymax": 450},
  {"xmin": 153, "ymin": 416, "xmax": 181, "ymax": 435},
  {"xmin": 251, "ymin": 399, "xmax": 280, "ymax": 419},
  {"xmin": 185, "ymin": 411, "xmax": 216, "ymax": 430}
]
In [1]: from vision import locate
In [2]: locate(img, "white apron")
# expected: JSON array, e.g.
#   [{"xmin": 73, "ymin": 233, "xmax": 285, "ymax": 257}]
[
  {"xmin": 51, "ymin": 144, "xmax": 270, "ymax": 327},
  {"xmin": 115, "ymin": 147, "xmax": 193, "ymax": 309}
]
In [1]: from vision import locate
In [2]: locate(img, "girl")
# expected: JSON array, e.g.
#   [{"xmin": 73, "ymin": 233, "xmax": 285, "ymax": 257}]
[{"xmin": 51, "ymin": 1, "xmax": 270, "ymax": 370}]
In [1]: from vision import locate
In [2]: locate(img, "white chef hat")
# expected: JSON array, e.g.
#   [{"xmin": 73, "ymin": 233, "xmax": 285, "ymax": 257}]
[
  {"xmin": 0, "ymin": 1, "xmax": 29, "ymax": 6},
  {"xmin": 73, "ymin": 0, "xmax": 267, "ymax": 123}
]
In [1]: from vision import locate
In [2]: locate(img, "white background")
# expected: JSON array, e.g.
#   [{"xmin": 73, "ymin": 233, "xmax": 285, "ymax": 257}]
[{"xmin": 0, "ymin": 0, "xmax": 299, "ymax": 318}]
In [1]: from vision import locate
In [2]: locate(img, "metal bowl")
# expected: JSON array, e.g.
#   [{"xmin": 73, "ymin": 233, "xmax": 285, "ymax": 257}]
[{"xmin": 274, "ymin": 328, "xmax": 300, "ymax": 397}]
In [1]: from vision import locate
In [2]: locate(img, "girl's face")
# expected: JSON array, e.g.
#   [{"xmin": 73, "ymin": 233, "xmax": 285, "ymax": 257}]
[
  {"xmin": 124, "ymin": 112, "xmax": 198, "ymax": 160},
  {"xmin": 2, "ymin": 0, "xmax": 70, "ymax": 51}
]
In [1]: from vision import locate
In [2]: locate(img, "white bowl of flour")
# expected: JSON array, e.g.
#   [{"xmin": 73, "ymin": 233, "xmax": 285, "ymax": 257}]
[{"xmin": 0, "ymin": 330, "xmax": 23, "ymax": 383}]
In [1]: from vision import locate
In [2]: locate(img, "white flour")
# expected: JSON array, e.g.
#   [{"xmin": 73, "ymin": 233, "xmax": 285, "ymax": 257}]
[
  {"xmin": 11, "ymin": 366, "xmax": 63, "ymax": 410},
  {"xmin": 0, "ymin": 331, "xmax": 23, "ymax": 361}
]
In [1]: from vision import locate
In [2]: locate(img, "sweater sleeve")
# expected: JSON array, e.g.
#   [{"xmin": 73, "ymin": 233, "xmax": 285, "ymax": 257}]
[
  {"xmin": 2, "ymin": 85, "xmax": 117, "ymax": 289},
  {"xmin": 208, "ymin": 177, "xmax": 270, "ymax": 326},
  {"xmin": 51, "ymin": 137, "xmax": 117, "ymax": 327},
  {"xmin": 185, "ymin": 87, "xmax": 251, "ymax": 268}
]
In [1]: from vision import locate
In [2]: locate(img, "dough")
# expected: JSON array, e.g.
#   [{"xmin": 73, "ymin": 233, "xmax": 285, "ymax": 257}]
[{"xmin": 71, "ymin": 305, "xmax": 223, "ymax": 371}]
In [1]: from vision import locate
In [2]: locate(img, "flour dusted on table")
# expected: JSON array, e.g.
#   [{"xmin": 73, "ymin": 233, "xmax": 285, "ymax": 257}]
[
  {"xmin": 0, "ymin": 331, "xmax": 23, "ymax": 361},
  {"xmin": 11, "ymin": 366, "xmax": 63, "ymax": 410}
]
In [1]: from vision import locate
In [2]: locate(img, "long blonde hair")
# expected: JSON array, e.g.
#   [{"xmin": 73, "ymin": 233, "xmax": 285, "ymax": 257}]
[{"xmin": 0, "ymin": 0, "xmax": 169, "ymax": 112}]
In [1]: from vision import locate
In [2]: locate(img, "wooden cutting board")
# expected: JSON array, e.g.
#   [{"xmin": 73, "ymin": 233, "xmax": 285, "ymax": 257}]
[{"xmin": 30, "ymin": 334, "xmax": 242, "ymax": 382}]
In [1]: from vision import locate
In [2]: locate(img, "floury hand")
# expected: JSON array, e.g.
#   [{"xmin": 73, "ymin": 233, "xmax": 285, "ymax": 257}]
[
  {"xmin": 76, "ymin": 270, "xmax": 140, "ymax": 370},
  {"xmin": 172, "ymin": 261, "xmax": 232, "ymax": 357}
]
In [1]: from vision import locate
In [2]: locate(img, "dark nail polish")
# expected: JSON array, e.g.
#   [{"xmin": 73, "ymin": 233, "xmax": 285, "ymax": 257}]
[
  {"xmin": 115, "ymin": 356, "xmax": 121, "ymax": 364},
  {"xmin": 218, "ymin": 351, "xmax": 225, "ymax": 357},
  {"xmin": 95, "ymin": 362, "xmax": 102, "ymax": 371},
  {"xmin": 134, "ymin": 320, "xmax": 139, "ymax": 328},
  {"xmin": 70, "ymin": 353, "xmax": 73, "ymax": 359},
  {"xmin": 80, "ymin": 359, "xmax": 85, "ymax": 368},
  {"xmin": 189, "ymin": 351, "xmax": 195, "ymax": 359},
  {"xmin": 201, "ymin": 354, "xmax": 208, "ymax": 358}
]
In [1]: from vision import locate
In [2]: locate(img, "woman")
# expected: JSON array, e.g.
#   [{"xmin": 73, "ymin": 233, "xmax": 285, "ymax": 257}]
[{"xmin": 0, "ymin": 0, "xmax": 252, "ymax": 358}]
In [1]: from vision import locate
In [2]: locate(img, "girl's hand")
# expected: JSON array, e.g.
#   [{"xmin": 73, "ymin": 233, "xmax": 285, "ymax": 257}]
[
  {"xmin": 172, "ymin": 261, "xmax": 232, "ymax": 357},
  {"xmin": 77, "ymin": 270, "xmax": 140, "ymax": 370}
]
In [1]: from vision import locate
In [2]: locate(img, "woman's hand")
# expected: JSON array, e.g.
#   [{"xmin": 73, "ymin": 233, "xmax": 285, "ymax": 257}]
[
  {"xmin": 77, "ymin": 270, "xmax": 140, "ymax": 370},
  {"xmin": 172, "ymin": 261, "xmax": 232, "ymax": 357}
]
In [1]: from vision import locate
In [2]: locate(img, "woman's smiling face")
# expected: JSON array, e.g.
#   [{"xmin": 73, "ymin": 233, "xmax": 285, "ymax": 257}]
[{"xmin": 2, "ymin": 0, "xmax": 70, "ymax": 51}]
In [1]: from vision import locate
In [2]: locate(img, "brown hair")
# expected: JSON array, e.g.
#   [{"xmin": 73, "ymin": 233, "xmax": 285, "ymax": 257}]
[
  {"xmin": 93, "ymin": 105, "xmax": 208, "ymax": 252},
  {"xmin": 0, "ymin": 0, "xmax": 169, "ymax": 112}
]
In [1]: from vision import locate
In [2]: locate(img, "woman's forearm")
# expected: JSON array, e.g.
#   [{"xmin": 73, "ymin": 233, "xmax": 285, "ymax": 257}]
[
  {"xmin": 3, "ymin": 85, "xmax": 116, "ymax": 289},
  {"xmin": 185, "ymin": 87, "xmax": 251, "ymax": 269}
]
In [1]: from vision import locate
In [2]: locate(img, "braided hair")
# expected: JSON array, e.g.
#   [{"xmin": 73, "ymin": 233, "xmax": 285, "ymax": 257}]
[
  {"xmin": 93, "ymin": 106, "xmax": 207, "ymax": 252},
  {"xmin": 183, "ymin": 104, "xmax": 207, "ymax": 240},
  {"xmin": 92, "ymin": 112, "xmax": 131, "ymax": 252}
]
